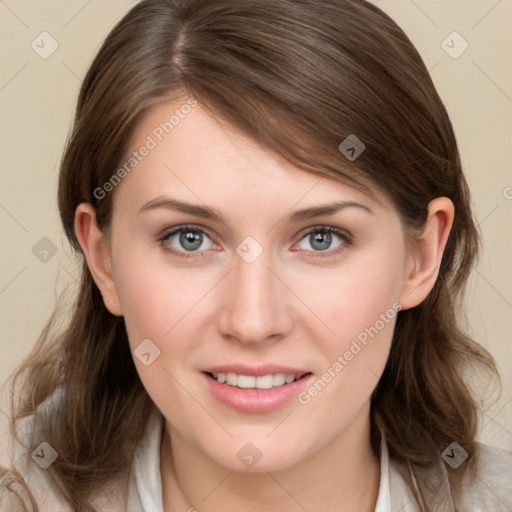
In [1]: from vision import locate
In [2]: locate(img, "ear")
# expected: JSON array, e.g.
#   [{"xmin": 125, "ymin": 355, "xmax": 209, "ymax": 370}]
[
  {"xmin": 399, "ymin": 197, "xmax": 455, "ymax": 310},
  {"xmin": 74, "ymin": 203, "xmax": 123, "ymax": 316}
]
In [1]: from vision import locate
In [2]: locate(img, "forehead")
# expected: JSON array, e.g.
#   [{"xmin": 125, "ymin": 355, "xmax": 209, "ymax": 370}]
[{"xmin": 113, "ymin": 99, "xmax": 390, "ymax": 215}]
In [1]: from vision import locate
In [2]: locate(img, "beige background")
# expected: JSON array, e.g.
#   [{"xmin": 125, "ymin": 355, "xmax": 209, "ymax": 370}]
[{"xmin": 1, "ymin": 1, "xmax": 511, "ymax": 449}]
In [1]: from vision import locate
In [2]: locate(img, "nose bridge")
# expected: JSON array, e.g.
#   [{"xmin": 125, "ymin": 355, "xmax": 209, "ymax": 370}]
[{"xmin": 218, "ymin": 243, "xmax": 290, "ymax": 344}]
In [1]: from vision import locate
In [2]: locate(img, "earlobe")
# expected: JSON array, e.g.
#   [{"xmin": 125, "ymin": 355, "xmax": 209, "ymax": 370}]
[
  {"xmin": 399, "ymin": 197, "xmax": 455, "ymax": 310},
  {"xmin": 74, "ymin": 203, "xmax": 123, "ymax": 316}
]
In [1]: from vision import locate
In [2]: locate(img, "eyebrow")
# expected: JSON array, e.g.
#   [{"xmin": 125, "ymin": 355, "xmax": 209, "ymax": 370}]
[{"xmin": 138, "ymin": 196, "xmax": 373, "ymax": 225}]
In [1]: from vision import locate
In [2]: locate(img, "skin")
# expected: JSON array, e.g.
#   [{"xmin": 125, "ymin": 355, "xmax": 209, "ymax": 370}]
[{"xmin": 75, "ymin": 97, "xmax": 454, "ymax": 511}]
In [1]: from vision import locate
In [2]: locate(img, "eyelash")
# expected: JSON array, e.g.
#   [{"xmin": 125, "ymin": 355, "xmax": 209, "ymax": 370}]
[{"xmin": 157, "ymin": 224, "xmax": 353, "ymax": 260}]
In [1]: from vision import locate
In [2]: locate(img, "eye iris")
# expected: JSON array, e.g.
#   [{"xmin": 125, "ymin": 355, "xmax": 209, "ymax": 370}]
[
  {"xmin": 180, "ymin": 230, "xmax": 202, "ymax": 251},
  {"xmin": 311, "ymin": 230, "xmax": 332, "ymax": 251}
]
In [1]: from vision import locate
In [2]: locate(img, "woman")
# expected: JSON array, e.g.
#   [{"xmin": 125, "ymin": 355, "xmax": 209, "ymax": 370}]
[{"xmin": 1, "ymin": 0, "xmax": 511, "ymax": 510}]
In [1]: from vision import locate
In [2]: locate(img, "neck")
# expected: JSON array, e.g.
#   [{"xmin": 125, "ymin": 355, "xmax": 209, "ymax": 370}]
[{"xmin": 161, "ymin": 405, "xmax": 380, "ymax": 512}]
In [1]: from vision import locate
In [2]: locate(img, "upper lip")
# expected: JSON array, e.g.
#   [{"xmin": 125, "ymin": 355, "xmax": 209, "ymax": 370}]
[{"xmin": 203, "ymin": 364, "xmax": 311, "ymax": 377}]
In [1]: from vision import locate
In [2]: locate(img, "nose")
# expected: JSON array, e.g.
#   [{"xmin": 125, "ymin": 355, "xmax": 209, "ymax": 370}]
[{"xmin": 217, "ymin": 250, "xmax": 293, "ymax": 346}]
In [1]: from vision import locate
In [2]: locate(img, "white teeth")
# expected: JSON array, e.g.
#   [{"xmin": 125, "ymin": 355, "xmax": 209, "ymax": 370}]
[
  {"xmin": 237, "ymin": 375, "xmax": 256, "ymax": 388},
  {"xmin": 273, "ymin": 374, "xmax": 286, "ymax": 386},
  {"xmin": 211, "ymin": 372, "xmax": 305, "ymax": 389},
  {"xmin": 255, "ymin": 375, "xmax": 274, "ymax": 389},
  {"xmin": 226, "ymin": 373, "xmax": 238, "ymax": 386}
]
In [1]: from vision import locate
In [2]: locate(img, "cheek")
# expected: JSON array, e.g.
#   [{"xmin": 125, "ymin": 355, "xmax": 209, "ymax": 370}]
[
  {"xmin": 112, "ymin": 253, "xmax": 203, "ymax": 421},
  {"xmin": 116, "ymin": 269, "xmax": 172, "ymax": 345},
  {"xmin": 112, "ymin": 240, "xmax": 202, "ymax": 344},
  {"xmin": 295, "ymin": 245, "xmax": 404, "ymax": 345},
  {"xmin": 292, "ymin": 244, "xmax": 404, "ymax": 401}
]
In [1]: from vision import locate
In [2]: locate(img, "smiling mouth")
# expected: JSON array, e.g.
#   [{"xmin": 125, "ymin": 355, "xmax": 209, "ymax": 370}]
[{"xmin": 205, "ymin": 371, "xmax": 312, "ymax": 390}]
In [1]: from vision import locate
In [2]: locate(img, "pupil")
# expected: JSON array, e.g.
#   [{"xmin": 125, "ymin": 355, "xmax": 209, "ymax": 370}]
[
  {"xmin": 180, "ymin": 231, "xmax": 202, "ymax": 251},
  {"xmin": 312, "ymin": 231, "xmax": 331, "ymax": 251}
]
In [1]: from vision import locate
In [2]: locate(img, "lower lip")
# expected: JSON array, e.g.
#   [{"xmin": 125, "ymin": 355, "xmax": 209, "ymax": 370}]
[{"xmin": 202, "ymin": 372, "xmax": 313, "ymax": 413}]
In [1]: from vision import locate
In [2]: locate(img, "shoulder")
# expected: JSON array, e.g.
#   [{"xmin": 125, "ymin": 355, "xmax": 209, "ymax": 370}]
[
  {"xmin": 0, "ymin": 388, "xmax": 147, "ymax": 512},
  {"xmin": 390, "ymin": 442, "xmax": 512, "ymax": 511},
  {"xmin": 0, "ymin": 391, "xmax": 73, "ymax": 512},
  {"xmin": 453, "ymin": 442, "xmax": 512, "ymax": 510},
  {"xmin": 0, "ymin": 469, "xmax": 36, "ymax": 512}
]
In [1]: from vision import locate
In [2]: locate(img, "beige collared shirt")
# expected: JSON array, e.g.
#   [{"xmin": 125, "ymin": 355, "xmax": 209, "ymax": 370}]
[{"xmin": 1, "ymin": 400, "xmax": 511, "ymax": 511}]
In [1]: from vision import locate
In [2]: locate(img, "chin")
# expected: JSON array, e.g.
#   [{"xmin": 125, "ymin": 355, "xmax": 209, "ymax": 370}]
[{"xmin": 206, "ymin": 439, "xmax": 310, "ymax": 474}]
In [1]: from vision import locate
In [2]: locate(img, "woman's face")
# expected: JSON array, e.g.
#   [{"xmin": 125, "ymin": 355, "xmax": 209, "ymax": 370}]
[{"xmin": 95, "ymin": 98, "xmax": 419, "ymax": 471}]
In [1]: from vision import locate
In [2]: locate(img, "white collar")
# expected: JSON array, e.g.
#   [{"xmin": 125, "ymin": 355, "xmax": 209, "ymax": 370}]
[
  {"xmin": 374, "ymin": 431, "xmax": 392, "ymax": 512},
  {"xmin": 130, "ymin": 407, "xmax": 164, "ymax": 512}
]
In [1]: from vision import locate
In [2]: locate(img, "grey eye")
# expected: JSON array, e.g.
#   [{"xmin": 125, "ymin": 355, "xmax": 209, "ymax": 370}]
[
  {"xmin": 298, "ymin": 229, "xmax": 343, "ymax": 252},
  {"xmin": 166, "ymin": 229, "xmax": 214, "ymax": 252}
]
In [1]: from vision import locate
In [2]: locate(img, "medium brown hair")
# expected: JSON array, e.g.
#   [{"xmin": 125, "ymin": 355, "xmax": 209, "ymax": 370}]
[{"xmin": 2, "ymin": 0, "xmax": 499, "ymax": 509}]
